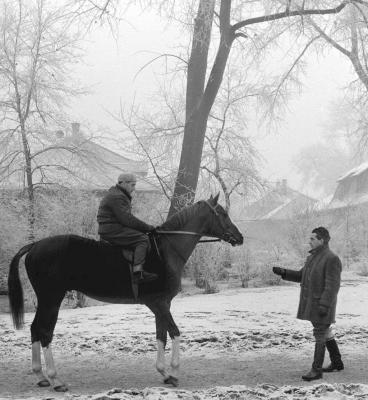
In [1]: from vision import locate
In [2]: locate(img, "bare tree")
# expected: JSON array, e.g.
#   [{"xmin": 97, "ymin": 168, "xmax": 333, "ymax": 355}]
[
  {"xmin": 0, "ymin": 0, "xmax": 88, "ymax": 238},
  {"xmin": 201, "ymin": 65, "xmax": 266, "ymax": 212},
  {"xmin": 168, "ymin": 0, "xmax": 361, "ymax": 216},
  {"xmin": 301, "ymin": 1, "xmax": 368, "ymax": 145},
  {"xmin": 72, "ymin": 0, "xmax": 361, "ymax": 216}
]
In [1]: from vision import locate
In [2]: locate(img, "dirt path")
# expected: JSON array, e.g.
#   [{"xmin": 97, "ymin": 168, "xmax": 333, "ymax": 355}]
[
  {"xmin": 1, "ymin": 274, "xmax": 368, "ymax": 399},
  {"xmin": 1, "ymin": 345, "xmax": 367, "ymax": 398}
]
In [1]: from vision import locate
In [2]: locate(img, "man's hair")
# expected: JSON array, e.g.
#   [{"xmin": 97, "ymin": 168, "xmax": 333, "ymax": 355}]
[{"xmin": 312, "ymin": 226, "xmax": 330, "ymax": 244}]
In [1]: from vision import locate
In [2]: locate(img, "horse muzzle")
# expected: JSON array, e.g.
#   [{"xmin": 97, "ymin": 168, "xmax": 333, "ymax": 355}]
[{"xmin": 223, "ymin": 232, "xmax": 244, "ymax": 246}]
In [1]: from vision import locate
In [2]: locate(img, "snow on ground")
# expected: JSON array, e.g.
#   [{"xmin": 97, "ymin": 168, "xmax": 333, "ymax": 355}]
[{"xmin": 1, "ymin": 271, "xmax": 368, "ymax": 399}]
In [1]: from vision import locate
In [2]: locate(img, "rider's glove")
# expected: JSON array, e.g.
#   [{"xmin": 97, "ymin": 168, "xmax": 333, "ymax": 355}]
[{"xmin": 146, "ymin": 225, "xmax": 156, "ymax": 234}]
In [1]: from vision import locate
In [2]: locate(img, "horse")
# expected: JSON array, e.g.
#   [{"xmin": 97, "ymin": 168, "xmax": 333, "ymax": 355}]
[{"xmin": 8, "ymin": 194, "xmax": 243, "ymax": 392}]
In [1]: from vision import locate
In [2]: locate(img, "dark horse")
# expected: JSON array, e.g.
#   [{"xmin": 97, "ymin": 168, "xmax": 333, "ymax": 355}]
[{"xmin": 8, "ymin": 194, "xmax": 243, "ymax": 391}]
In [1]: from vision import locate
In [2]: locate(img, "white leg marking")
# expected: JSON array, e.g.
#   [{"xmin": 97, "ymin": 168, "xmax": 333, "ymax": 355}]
[
  {"xmin": 32, "ymin": 342, "xmax": 48, "ymax": 385},
  {"xmin": 170, "ymin": 336, "xmax": 180, "ymax": 378},
  {"xmin": 42, "ymin": 345, "xmax": 66, "ymax": 391},
  {"xmin": 156, "ymin": 340, "xmax": 169, "ymax": 378}
]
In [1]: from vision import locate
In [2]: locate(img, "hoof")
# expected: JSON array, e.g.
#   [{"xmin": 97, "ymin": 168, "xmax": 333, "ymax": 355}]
[
  {"xmin": 37, "ymin": 379, "xmax": 50, "ymax": 387},
  {"xmin": 164, "ymin": 376, "xmax": 178, "ymax": 387},
  {"xmin": 54, "ymin": 384, "xmax": 68, "ymax": 392}
]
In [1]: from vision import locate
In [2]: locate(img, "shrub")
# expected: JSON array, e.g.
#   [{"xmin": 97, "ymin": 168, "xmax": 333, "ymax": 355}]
[
  {"xmin": 186, "ymin": 242, "xmax": 233, "ymax": 294},
  {"xmin": 231, "ymin": 244, "xmax": 255, "ymax": 288},
  {"xmin": 0, "ymin": 193, "xmax": 29, "ymax": 292},
  {"xmin": 351, "ymin": 258, "xmax": 368, "ymax": 277}
]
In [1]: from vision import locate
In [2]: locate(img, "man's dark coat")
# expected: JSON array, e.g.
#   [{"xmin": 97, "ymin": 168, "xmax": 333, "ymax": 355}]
[
  {"xmin": 97, "ymin": 185, "xmax": 152, "ymax": 238},
  {"xmin": 282, "ymin": 245, "xmax": 342, "ymax": 324}
]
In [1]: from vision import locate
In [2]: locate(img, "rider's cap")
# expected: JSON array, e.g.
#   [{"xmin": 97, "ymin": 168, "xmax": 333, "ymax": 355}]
[{"xmin": 118, "ymin": 173, "xmax": 136, "ymax": 184}]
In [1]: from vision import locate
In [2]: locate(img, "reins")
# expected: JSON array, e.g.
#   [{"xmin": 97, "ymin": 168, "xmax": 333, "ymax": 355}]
[
  {"xmin": 150, "ymin": 200, "xmax": 231, "ymax": 262},
  {"xmin": 154, "ymin": 200, "xmax": 224, "ymax": 244},
  {"xmin": 154, "ymin": 230, "xmax": 221, "ymax": 243}
]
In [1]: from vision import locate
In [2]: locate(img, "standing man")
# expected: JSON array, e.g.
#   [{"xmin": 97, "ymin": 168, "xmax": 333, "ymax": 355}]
[
  {"xmin": 97, "ymin": 173, "xmax": 158, "ymax": 284},
  {"xmin": 273, "ymin": 227, "xmax": 344, "ymax": 381}
]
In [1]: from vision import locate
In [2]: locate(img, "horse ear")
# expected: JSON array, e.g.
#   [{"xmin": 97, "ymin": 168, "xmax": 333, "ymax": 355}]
[{"xmin": 213, "ymin": 192, "xmax": 220, "ymax": 204}]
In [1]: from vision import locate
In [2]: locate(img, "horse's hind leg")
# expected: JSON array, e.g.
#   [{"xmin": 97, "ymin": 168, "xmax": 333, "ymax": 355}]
[
  {"xmin": 31, "ymin": 307, "xmax": 50, "ymax": 387},
  {"xmin": 32, "ymin": 292, "xmax": 67, "ymax": 392},
  {"xmin": 31, "ymin": 341, "xmax": 50, "ymax": 387}
]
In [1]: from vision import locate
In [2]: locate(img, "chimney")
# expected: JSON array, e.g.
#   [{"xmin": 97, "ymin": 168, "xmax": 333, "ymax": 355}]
[
  {"xmin": 71, "ymin": 122, "xmax": 81, "ymax": 137},
  {"xmin": 55, "ymin": 130, "xmax": 64, "ymax": 139}
]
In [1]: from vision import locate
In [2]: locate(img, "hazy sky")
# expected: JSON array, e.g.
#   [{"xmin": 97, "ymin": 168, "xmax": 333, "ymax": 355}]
[{"xmin": 71, "ymin": 7, "xmax": 355, "ymax": 199}]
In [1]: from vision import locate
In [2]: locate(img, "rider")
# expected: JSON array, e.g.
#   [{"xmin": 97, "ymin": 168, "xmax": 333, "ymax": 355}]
[{"xmin": 97, "ymin": 173, "xmax": 158, "ymax": 284}]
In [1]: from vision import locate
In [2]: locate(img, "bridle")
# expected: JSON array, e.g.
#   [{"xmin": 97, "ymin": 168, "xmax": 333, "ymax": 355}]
[
  {"xmin": 151, "ymin": 200, "xmax": 239, "ymax": 262},
  {"xmin": 154, "ymin": 200, "xmax": 231, "ymax": 244}
]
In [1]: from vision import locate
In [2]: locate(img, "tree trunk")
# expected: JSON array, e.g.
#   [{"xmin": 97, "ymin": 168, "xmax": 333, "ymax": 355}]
[
  {"xmin": 20, "ymin": 125, "xmax": 35, "ymax": 241},
  {"xmin": 168, "ymin": 0, "xmax": 215, "ymax": 216},
  {"xmin": 168, "ymin": 0, "xmax": 234, "ymax": 217}
]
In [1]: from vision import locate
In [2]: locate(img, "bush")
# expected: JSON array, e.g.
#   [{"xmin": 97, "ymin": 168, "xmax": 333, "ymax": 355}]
[
  {"xmin": 186, "ymin": 242, "xmax": 233, "ymax": 294},
  {"xmin": 0, "ymin": 193, "xmax": 29, "ymax": 292},
  {"xmin": 0, "ymin": 189, "xmax": 101, "ymax": 308},
  {"xmin": 231, "ymin": 245, "xmax": 255, "ymax": 288},
  {"xmin": 351, "ymin": 258, "xmax": 368, "ymax": 277},
  {"xmin": 33, "ymin": 189, "xmax": 100, "ymax": 238}
]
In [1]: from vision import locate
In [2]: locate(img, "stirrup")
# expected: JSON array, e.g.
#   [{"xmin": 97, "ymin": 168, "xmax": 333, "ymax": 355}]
[{"xmin": 132, "ymin": 270, "xmax": 158, "ymax": 284}]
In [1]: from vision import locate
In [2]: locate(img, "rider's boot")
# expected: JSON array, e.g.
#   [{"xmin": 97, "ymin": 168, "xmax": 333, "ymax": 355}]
[{"xmin": 132, "ymin": 263, "xmax": 158, "ymax": 284}]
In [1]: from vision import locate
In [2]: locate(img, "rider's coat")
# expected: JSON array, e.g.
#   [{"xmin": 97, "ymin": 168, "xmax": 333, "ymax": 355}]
[{"xmin": 97, "ymin": 185, "xmax": 152, "ymax": 238}]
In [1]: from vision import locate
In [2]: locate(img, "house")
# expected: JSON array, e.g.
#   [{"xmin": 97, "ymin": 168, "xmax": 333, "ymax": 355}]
[
  {"xmin": 229, "ymin": 180, "xmax": 318, "ymax": 246},
  {"xmin": 0, "ymin": 122, "xmax": 159, "ymax": 194},
  {"xmin": 242, "ymin": 179, "xmax": 317, "ymax": 221},
  {"xmin": 329, "ymin": 161, "xmax": 368, "ymax": 209}
]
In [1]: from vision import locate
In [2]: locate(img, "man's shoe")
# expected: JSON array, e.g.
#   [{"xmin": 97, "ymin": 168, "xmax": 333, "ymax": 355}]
[
  {"xmin": 302, "ymin": 368, "xmax": 323, "ymax": 381},
  {"xmin": 322, "ymin": 361, "xmax": 344, "ymax": 372},
  {"xmin": 133, "ymin": 270, "xmax": 158, "ymax": 284},
  {"xmin": 302, "ymin": 341, "xmax": 325, "ymax": 381}
]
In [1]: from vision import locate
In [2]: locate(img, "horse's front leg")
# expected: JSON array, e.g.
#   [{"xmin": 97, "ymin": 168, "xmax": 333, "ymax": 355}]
[{"xmin": 147, "ymin": 301, "xmax": 180, "ymax": 386}]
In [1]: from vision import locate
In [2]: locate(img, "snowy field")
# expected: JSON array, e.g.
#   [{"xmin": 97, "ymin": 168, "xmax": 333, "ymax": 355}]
[{"xmin": 1, "ymin": 271, "xmax": 368, "ymax": 399}]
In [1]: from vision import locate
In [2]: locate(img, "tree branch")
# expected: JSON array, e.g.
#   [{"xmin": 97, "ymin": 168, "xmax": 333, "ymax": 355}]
[
  {"xmin": 232, "ymin": 1, "xmax": 352, "ymax": 32},
  {"xmin": 270, "ymin": 35, "xmax": 319, "ymax": 113},
  {"xmin": 133, "ymin": 53, "xmax": 188, "ymax": 82},
  {"xmin": 306, "ymin": 14, "xmax": 351, "ymax": 57}
]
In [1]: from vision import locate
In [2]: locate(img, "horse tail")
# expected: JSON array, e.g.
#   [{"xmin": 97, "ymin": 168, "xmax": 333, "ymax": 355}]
[{"xmin": 8, "ymin": 243, "xmax": 34, "ymax": 329}]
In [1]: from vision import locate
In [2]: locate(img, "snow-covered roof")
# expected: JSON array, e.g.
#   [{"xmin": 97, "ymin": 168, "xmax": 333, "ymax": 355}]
[
  {"xmin": 260, "ymin": 199, "xmax": 293, "ymax": 219},
  {"xmin": 242, "ymin": 183, "xmax": 317, "ymax": 221},
  {"xmin": 337, "ymin": 161, "xmax": 368, "ymax": 182},
  {"xmin": 0, "ymin": 126, "xmax": 160, "ymax": 193},
  {"xmin": 329, "ymin": 193, "xmax": 368, "ymax": 209}
]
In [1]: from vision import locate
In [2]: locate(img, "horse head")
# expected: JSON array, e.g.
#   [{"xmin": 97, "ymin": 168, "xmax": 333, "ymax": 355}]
[{"xmin": 203, "ymin": 193, "xmax": 244, "ymax": 246}]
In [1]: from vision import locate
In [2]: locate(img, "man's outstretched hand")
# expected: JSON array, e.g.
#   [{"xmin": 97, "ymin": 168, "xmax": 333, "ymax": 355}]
[{"xmin": 272, "ymin": 267, "xmax": 286, "ymax": 278}]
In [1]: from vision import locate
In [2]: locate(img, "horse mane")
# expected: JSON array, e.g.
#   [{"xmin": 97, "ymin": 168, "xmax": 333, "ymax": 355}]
[{"xmin": 160, "ymin": 202, "xmax": 201, "ymax": 230}]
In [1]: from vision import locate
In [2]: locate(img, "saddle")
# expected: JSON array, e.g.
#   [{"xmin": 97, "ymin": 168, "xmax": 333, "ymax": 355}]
[{"xmin": 99, "ymin": 235, "xmax": 162, "ymax": 300}]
